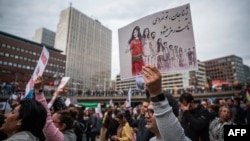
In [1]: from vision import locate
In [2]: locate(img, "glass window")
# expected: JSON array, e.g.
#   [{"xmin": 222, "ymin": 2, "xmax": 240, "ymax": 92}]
[
  {"xmin": 28, "ymin": 58, "xmax": 31, "ymax": 62},
  {"xmin": 0, "ymin": 52, "xmax": 4, "ymax": 56},
  {"xmin": 12, "ymin": 46, "xmax": 15, "ymax": 50},
  {"xmin": 16, "ymin": 48, "xmax": 20, "ymax": 51},
  {"xmin": 26, "ymin": 66, "xmax": 30, "ymax": 70},
  {"xmin": 33, "ymin": 52, "xmax": 36, "ymax": 55},
  {"xmin": 8, "ymin": 62, "xmax": 12, "ymax": 66},
  {"xmin": 10, "ymin": 54, "xmax": 14, "ymax": 58},
  {"xmin": 25, "ymin": 50, "xmax": 28, "ymax": 53},
  {"xmin": 13, "ymin": 63, "xmax": 17, "ymax": 67},
  {"xmin": 5, "ymin": 53, "xmax": 9, "ymax": 57},
  {"xmin": 18, "ymin": 64, "xmax": 22, "ymax": 68},
  {"xmin": 22, "ymin": 65, "xmax": 26, "ymax": 69},
  {"xmin": 2, "ymin": 44, "xmax": 6, "ymax": 47},
  {"xmin": 29, "ymin": 51, "xmax": 32, "ymax": 54},
  {"xmin": 24, "ymin": 57, "xmax": 27, "ymax": 61},
  {"xmin": 15, "ymin": 55, "xmax": 19, "ymax": 59},
  {"xmin": 21, "ymin": 49, "xmax": 24, "ymax": 52},
  {"xmin": 19, "ymin": 56, "xmax": 23, "ymax": 60},
  {"xmin": 3, "ymin": 61, "xmax": 7, "ymax": 65},
  {"xmin": 7, "ymin": 45, "xmax": 11, "ymax": 49},
  {"xmin": 0, "ymin": 60, "xmax": 2, "ymax": 64}
]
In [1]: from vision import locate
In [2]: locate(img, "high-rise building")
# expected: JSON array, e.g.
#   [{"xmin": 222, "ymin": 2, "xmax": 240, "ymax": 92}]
[
  {"xmin": 33, "ymin": 27, "xmax": 55, "ymax": 47},
  {"xmin": 203, "ymin": 55, "xmax": 246, "ymax": 85},
  {"xmin": 54, "ymin": 6, "xmax": 112, "ymax": 92}
]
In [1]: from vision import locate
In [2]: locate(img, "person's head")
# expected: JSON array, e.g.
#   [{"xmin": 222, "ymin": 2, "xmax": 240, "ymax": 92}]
[
  {"xmin": 151, "ymin": 31, "xmax": 156, "ymax": 39},
  {"xmin": 128, "ymin": 26, "xmax": 142, "ymax": 44},
  {"xmin": 88, "ymin": 108, "xmax": 95, "ymax": 115},
  {"xmin": 0, "ymin": 99, "xmax": 46, "ymax": 138},
  {"xmin": 226, "ymin": 98, "xmax": 234, "ymax": 107},
  {"xmin": 145, "ymin": 102, "xmax": 159, "ymax": 135},
  {"xmin": 140, "ymin": 99, "xmax": 150, "ymax": 115},
  {"xmin": 143, "ymin": 28, "xmax": 150, "ymax": 38},
  {"xmin": 115, "ymin": 112, "xmax": 127, "ymax": 125},
  {"xmin": 52, "ymin": 109, "xmax": 74, "ymax": 131},
  {"xmin": 179, "ymin": 93, "xmax": 196, "ymax": 110},
  {"xmin": 219, "ymin": 105, "xmax": 232, "ymax": 122},
  {"xmin": 200, "ymin": 100, "xmax": 208, "ymax": 109}
]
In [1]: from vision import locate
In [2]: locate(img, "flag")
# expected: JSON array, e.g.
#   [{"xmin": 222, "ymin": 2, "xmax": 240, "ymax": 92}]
[
  {"xmin": 126, "ymin": 88, "xmax": 132, "ymax": 107},
  {"xmin": 95, "ymin": 103, "xmax": 103, "ymax": 118},
  {"xmin": 109, "ymin": 99, "xmax": 114, "ymax": 107}
]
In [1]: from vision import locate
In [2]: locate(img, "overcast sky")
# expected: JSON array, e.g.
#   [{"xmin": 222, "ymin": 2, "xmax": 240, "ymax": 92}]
[{"xmin": 0, "ymin": 0, "xmax": 250, "ymax": 80}]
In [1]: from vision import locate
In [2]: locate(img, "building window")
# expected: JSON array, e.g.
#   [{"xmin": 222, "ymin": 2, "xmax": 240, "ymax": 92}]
[
  {"xmin": 12, "ymin": 46, "xmax": 15, "ymax": 50},
  {"xmin": 5, "ymin": 53, "xmax": 9, "ymax": 57},
  {"xmin": 10, "ymin": 54, "xmax": 14, "ymax": 58},
  {"xmin": 0, "ymin": 52, "xmax": 4, "ymax": 56},
  {"xmin": 7, "ymin": 45, "xmax": 11, "ymax": 49},
  {"xmin": 15, "ymin": 55, "xmax": 19, "ymax": 59},
  {"xmin": 21, "ymin": 49, "xmax": 24, "ymax": 52},
  {"xmin": 16, "ymin": 48, "xmax": 20, "ymax": 51},
  {"xmin": 2, "ymin": 44, "xmax": 6, "ymax": 47},
  {"xmin": 0, "ymin": 60, "xmax": 2, "ymax": 64}
]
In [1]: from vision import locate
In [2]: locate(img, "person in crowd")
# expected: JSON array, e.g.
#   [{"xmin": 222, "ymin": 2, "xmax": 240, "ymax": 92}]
[
  {"xmin": 0, "ymin": 113, "xmax": 8, "ymax": 140},
  {"xmin": 68, "ymin": 106, "xmax": 86, "ymax": 141},
  {"xmin": 111, "ymin": 112, "xmax": 133, "ymax": 141},
  {"xmin": 142, "ymin": 65, "xmax": 191, "ymax": 141},
  {"xmin": 209, "ymin": 105, "xmax": 234, "ymax": 141},
  {"xmin": 0, "ymin": 96, "xmax": 47, "ymax": 140},
  {"xmin": 226, "ymin": 98, "xmax": 237, "ymax": 123},
  {"xmin": 89, "ymin": 108, "xmax": 99, "ymax": 141},
  {"xmin": 179, "ymin": 92, "xmax": 210, "ymax": 141},
  {"xmin": 123, "ymin": 99, "xmax": 155, "ymax": 141},
  {"xmin": 128, "ymin": 25, "xmax": 144, "ymax": 76},
  {"xmin": 83, "ymin": 109, "xmax": 92, "ymax": 141},
  {"xmin": 34, "ymin": 76, "xmax": 76, "ymax": 141}
]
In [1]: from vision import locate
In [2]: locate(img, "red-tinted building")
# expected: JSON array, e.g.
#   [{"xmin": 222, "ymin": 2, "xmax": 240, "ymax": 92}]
[{"xmin": 0, "ymin": 31, "xmax": 66, "ymax": 91}]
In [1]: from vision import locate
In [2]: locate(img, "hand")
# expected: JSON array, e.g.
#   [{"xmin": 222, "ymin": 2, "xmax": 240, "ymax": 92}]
[
  {"xmin": 142, "ymin": 65, "xmax": 162, "ymax": 97},
  {"xmin": 34, "ymin": 76, "xmax": 44, "ymax": 90}
]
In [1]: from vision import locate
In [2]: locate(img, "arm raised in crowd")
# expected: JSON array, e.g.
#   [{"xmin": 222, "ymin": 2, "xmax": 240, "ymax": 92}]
[
  {"xmin": 34, "ymin": 76, "xmax": 64, "ymax": 141},
  {"xmin": 143, "ymin": 65, "xmax": 191, "ymax": 141}
]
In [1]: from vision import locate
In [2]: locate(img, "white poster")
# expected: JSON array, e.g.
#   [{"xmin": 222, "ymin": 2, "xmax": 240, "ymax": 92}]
[
  {"xmin": 118, "ymin": 3, "xmax": 197, "ymax": 79},
  {"xmin": 25, "ymin": 46, "xmax": 50, "ymax": 97},
  {"xmin": 57, "ymin": 77, "xmax": 70, "ymax": 90}
]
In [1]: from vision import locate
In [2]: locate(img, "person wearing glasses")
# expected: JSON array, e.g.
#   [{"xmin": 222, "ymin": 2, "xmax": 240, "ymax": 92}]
[{"xmin": 142, "ymin": 65, "xmax": 191, "ymax": 141}]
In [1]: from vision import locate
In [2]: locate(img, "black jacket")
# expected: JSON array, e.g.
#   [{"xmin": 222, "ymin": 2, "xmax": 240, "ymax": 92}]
[
  {"xmin": 124, "ymin": 110, "xmax": 154, "ymax": 141},
  {"xmin": 180, "ymin": 105, "xmax": 210, "ymax": 141}
]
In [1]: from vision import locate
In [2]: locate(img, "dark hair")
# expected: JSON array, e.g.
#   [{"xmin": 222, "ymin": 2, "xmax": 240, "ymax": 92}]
[
  {"xmin": 52, "ymin": 97, "xmax": 67, "ymax": 112},
  {"xmin": 18, "ymin": 99, "xmax": 47, "ymax": 138},
  {"xmin": 56, "ymin": 109, "xmax": 74, "ymax": 130},
  {"xmin": 179, "ymin": 93, "xmax": 194, "ymax": 103},
  {"xmin": 115, "ymin": 112, "xmax": 125, "ymax": 120},
  {"xmin": 128, "ymin": 26, "xmax": 142, "ymax": 44}
]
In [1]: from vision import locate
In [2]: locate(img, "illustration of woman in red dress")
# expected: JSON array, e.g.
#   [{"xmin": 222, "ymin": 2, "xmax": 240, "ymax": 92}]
[{"xmin": 128, "ymin": 26, "xmax": 144, "ymax": 76}]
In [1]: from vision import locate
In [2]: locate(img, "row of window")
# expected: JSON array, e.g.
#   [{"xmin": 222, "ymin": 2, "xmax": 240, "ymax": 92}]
[
  {"xmin": 1, "ymin": 43, "xmax": 65, "ymax": 63},
  {"xmin": 0, "ymin": 60, "xmax": 64, "ymax": 76},
  {"xmin": 0, "ymin": 52, "xmax": 65, "ymax": 69}
]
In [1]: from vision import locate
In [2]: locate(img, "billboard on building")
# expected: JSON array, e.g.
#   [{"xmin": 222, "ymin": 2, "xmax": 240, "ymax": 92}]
[{"xmin": 118, "ymin": 3, "xmax": 197, "ymax": 79}]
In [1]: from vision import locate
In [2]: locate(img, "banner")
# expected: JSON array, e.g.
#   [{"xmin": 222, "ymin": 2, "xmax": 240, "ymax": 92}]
[
  {"xmin": 25, "ymin": 46, "xmax": 49, "ymax": 98},
  {"xmin": 118, "ymin": 3, "xmax": 197, "ymax": 79},
  {"xmin": 48, "ymin": 77, "xmax": 71, "ymax": 109}
]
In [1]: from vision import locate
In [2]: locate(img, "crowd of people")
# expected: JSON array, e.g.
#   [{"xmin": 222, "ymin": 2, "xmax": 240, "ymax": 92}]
[{"xmin": 0, "ymin": 65, "xmax": 250, "ymax": 141}]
